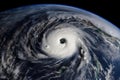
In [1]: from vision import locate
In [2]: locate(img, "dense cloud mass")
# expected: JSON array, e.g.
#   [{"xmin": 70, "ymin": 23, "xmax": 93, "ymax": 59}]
[{"xmin": 0, "ymin": 5, "xmax": 120, "ymax": 80}]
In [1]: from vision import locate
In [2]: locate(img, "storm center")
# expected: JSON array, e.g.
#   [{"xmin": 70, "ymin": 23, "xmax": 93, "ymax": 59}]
[{"xmin": 60, "ymin": 38, "xmax": 67, "ymax": 44}]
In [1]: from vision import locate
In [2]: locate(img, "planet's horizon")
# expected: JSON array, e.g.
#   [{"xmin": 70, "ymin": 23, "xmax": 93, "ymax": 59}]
[{"xmin": 0, "ymin": 4, "xmax": 120, "ymax": 80}]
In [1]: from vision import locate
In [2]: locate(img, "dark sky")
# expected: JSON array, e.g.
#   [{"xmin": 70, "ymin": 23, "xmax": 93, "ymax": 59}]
[{"xmin": 0, "ymin": 0, "xmax": 119, "ymax": 28}]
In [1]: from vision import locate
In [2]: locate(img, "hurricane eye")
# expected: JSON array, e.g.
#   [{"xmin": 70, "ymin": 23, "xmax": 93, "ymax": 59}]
[{"xmin": 60, "ymin": 38, "xmax": 66, "ymax": 44}]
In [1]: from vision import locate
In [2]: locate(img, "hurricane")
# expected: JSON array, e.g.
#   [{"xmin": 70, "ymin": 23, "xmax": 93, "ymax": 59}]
[{"xmin": 0, "ymin": 4, "xmax": 120, "ymax": 80}]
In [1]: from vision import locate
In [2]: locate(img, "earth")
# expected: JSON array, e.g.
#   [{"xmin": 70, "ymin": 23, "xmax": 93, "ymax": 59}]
[{"xmin": 0, "ymin": 4, "xmax": 120, "ymax": 80}]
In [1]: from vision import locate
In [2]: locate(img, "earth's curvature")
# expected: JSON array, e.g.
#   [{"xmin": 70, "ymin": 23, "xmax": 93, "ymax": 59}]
[{"xmin": 0, "ymin": 4, "xmax": 120, "ymax": 80}]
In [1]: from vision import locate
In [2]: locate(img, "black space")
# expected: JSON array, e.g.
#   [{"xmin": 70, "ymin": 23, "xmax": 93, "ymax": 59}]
[{"xmin": 0, "ymin": 0, "xmax": 119, "ymax": 28}]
